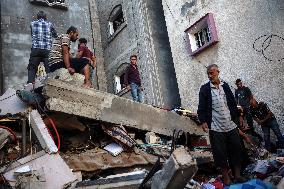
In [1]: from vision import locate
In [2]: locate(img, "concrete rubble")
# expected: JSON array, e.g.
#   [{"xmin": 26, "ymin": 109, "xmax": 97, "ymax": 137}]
[
  {"xmin": 3, "ymin": 151, "xmax": 78, "ymax": 189},
  {"xmin": 0, "ymin": 88, "xmax": 28, "ymax": 115},
  {"xmin": 75, "ymin": 170, "xmax": 148, "ymax": 189},
  {"xmin": 151, "ymin": 147, "xmax": 198, "ymax": 189},
  {"xmin": 43, "ymin": 77, "xmax": 203, "ymax": 137},
  {"xmin": 3, "ymin": 72, "xmax": 283, "ymax": 188}
]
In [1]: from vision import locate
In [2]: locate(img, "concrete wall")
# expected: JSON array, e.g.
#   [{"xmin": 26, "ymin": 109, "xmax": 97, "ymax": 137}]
[
  {"xmin": 0, "ymin": 0, "xmax": 104, "ymax": 93},
  {"xmin": 162, "ymin": 0, "xmax": 284, "ymax": 126},
  {"xmin": 94, "ymin": 0, "xmax": 181, "ymax": 109}
]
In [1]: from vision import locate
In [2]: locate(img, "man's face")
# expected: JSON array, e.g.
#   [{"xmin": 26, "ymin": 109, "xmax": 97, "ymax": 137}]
[
  {"xmin": 207, "ymin": 67, "xmax": 219, "ymax": 83},
  {"xmin": 250, "ymin": 98, "xmax": 258, "ymax": 107},
  {"xmin": 70, "ymin": 31, "xmax": 79, "ymax": 42},
  {"xmin": 130, "ymin": 57, "xmax": 137, "ymax": 65},
  {"xmin": 236, "ymin": 81, "xmax": 243, "ymax": 89}
]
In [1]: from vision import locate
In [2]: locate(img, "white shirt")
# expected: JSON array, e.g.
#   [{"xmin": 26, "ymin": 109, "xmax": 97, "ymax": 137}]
[{"xmin": 210, "ymin": 81, "xmax": 237, "ymax": 132}]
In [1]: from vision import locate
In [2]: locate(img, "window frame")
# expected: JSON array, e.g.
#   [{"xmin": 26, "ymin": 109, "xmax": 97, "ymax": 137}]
[{"xmin": 184, "ymin": 13, "xmax": 218, "ymax": 56}]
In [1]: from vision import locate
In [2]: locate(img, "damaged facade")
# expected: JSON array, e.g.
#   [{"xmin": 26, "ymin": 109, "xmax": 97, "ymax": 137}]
[
  {"xmin": 161, "ymin": 0, "xmax": 284, "ymax": 126},
  {"xmin": 1, "ymin": 0, "xmax": 284, "ymax": 188},
  {"xmin": 93, "ymin": 0, "xmax": 181, "ymax": 108}
]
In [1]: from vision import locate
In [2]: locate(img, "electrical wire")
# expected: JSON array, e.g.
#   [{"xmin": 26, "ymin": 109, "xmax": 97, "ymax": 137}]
[{"xmin": 47, "ymin": 118, "xmax": 61, "ymax": 151}]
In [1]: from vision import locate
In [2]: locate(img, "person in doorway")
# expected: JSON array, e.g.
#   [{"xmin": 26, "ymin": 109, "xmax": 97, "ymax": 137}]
[
  {"xmin": 27, "ymin": 10, "xmax": 57, "ymax": 83},
  {"xmin": 48, "ymin": 26, "xmax": 92, "ymax": 87},
  {"xmin": 235, "ymin": 79, "xmax": 263, "ymax": 142},
  {"xmin": 123, "ymin": 55, "xmax": 143, "ymax": 102},
  {"xmin": 76, "ymin": 38, "xmax": 96, "ymax": 69},
  {"xmin": 197, "ymin": 64, "xmax": 246, "ymax": 185},
  {"xmin": 250, "ymin": 97, "xmax": 284, "ymax": 152}
]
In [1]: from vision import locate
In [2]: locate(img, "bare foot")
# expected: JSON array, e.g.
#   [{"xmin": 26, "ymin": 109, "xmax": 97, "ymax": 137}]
[{"xmin": 82, "ymin": 80, "xmax": 92, "ymax": 88}]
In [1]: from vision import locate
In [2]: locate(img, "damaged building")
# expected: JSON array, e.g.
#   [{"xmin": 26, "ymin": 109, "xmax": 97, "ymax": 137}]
[{"xmin": 1, "ymin": 0, "xmax": 284, "ymax": 188}]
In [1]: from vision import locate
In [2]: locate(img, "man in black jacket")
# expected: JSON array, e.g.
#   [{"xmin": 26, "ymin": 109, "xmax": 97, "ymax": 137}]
[
  {"xmin": 235, "ymin": 79, "xmax": 263, "ymax": 142},
  {"xmin": 197, "ymin": 64, "xmax": 245, "ymax": 185}
]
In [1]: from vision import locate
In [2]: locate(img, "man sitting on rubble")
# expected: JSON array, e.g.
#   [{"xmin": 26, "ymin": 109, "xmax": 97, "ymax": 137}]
[
  {"xmin": 250, "ymin": 97, "xmax": 284, "ymax": 152},
  {"xmin": 48, "ymin": 26, "xmax": 92, "ymax": 87},
  {"xmin": 197, "ymin": 64, "xmax": 246, "ymax": 185},
  {"xmin": 76, "ymin": 38, "xmax": 96, "ymax": 69}
]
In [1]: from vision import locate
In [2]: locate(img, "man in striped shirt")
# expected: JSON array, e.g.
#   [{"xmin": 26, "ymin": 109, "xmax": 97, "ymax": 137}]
[
  {"xmin": 27, "ymin": 11, "xmax": 57, "ymax": 83},
  {"xmin": 48, "ymin": 26, "xmax": 92, "ymax": 87},
  {"xmin": 198, "ymin": 64, "xmax": 245, "ymax": 185}
]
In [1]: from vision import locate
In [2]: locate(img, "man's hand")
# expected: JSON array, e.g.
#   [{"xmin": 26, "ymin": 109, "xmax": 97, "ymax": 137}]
[
  {"xmin": 201, "ymin": 123, "xmax": 209, "ymax": 133},
  {"xmin": 139, "ymin": 86, "xmax": 144, "ymax": 91},
  {"xmin": 256, "ymin": 120, "xmax": 264, "ymax": 125},
  {"xmin": 67, "ymin": 67, "xmax": 75, "ymax": 75},
  {"xmin": 239, "ymin": 116, "xmax": 245, "ymax": 130},
  {"xmin": 126, "ymin": 85, "xmax": 131, "ymax": 90}
]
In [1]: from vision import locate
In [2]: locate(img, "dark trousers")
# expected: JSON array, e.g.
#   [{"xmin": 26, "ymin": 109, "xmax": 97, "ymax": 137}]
[
  {"xmin": 209, "ymin": 128, "xmax": 242, "ymax": 169},
  {"xmin": 27, "ymin": 48, "xmax": 50, "ymax": 83},
  {"xmin": 261, "ymin": 118, "xmax": 284, "ymax": 151},
  {"xmin": 49, "ymin": 58, "xmax": 88, "ymax": 73},
  {"xmin": 243, "ymin": 107, "xmax": 263, "ymax": 142}
]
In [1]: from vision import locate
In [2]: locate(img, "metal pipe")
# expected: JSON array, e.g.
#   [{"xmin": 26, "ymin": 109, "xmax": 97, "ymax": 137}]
[{"xmin": 21, "ymin": 118, "xmax": 27, "ymax": 156}]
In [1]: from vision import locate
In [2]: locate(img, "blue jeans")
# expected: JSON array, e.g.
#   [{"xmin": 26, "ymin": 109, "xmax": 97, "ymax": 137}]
[
  {"xmin": 261, "ymin": 118, "xmax": 284, "ymax": 151},
  {"xmin": 130, "ymin": 82, "xmax": 143, "ymax": 102}
]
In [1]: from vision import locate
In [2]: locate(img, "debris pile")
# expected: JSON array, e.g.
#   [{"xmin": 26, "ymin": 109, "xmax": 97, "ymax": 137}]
[{"xmin": 0, "ymin": 69, "xmax": 283, "ymax": 188}]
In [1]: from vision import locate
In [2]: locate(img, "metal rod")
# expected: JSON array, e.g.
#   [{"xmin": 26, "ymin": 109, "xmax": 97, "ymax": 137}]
[{"xmin": 21, "ymin": 118, "xmax": 27, "ymax": 156}]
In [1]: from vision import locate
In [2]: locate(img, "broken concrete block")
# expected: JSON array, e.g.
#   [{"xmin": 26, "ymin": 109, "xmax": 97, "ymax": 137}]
[
  {"xmin": 0, "ymin": 88, "xmax": 28, "ymax": 115},
  {"xmin": 3, "ymin": 151, "xmax": 77, "ymax": 189},
  {"xmin": 15, "ymin": 168, "xmax": 46, "ymax": 189},
  {"xmin": 145, "ymin": 132, "xmax": 160, "ymax": 144},
  {"xmin": 151, "ymin": 147, "xmax": 198, "ymax": 189},
  {"xmin": 30, "ymin": 110, "xmax": 58, "ymax": 154},
  {"xmin": 43, "ymin": 79, "xmax": 203, "ymax": 137},
  {"xmin": 46, "ymin": 68, "xmax": 84, "ymax": 86}
]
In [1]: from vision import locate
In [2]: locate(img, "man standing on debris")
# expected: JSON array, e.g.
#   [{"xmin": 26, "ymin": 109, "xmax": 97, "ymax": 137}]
[
  {"xmin": 250, "ymin": 97, "xmax": 284, "ymax": 152},
  {"xmin": 27, "ymin": 10, "xmax": 57, "ymax": 84},
  {"xmin": 197, "ymin": 64, "xmax": 245, "ymax": 185},
  {"xmin": 48, "ymin": 26, "xmax": 92, "ymax": 87},
  {"xmin": 235, "ymin": 79, "xmax": 263, "ymax": 142},
  {"xmin": 124, "ymin": 55, "xmax": 143, "ymax": 102}
]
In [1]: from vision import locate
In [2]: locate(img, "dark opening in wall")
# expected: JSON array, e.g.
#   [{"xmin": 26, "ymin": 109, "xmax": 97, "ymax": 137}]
[{"xmin": 108, "ymin": 4, "xmax": 125, "ymax": 35}]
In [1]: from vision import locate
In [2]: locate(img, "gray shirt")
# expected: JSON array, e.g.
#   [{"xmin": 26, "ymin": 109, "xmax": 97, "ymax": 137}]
[{"xmin": 210, "ymin": 81, "xmax": 237, "ymax": 132}]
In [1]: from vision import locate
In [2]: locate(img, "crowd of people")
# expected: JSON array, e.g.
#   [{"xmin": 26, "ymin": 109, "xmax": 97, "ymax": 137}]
[{"xmin": 28, "ymin": 10, "xmax": 143, "ymax": 101}]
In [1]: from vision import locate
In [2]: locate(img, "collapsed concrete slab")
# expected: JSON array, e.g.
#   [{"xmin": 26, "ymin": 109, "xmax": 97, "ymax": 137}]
[
  {"xmin": 43, "ymin": 79, "xmax": 203, "ymax": 136},
  {"xmin": 151, "ymin": 147, "xmax": 198, "ymax": 189}
]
